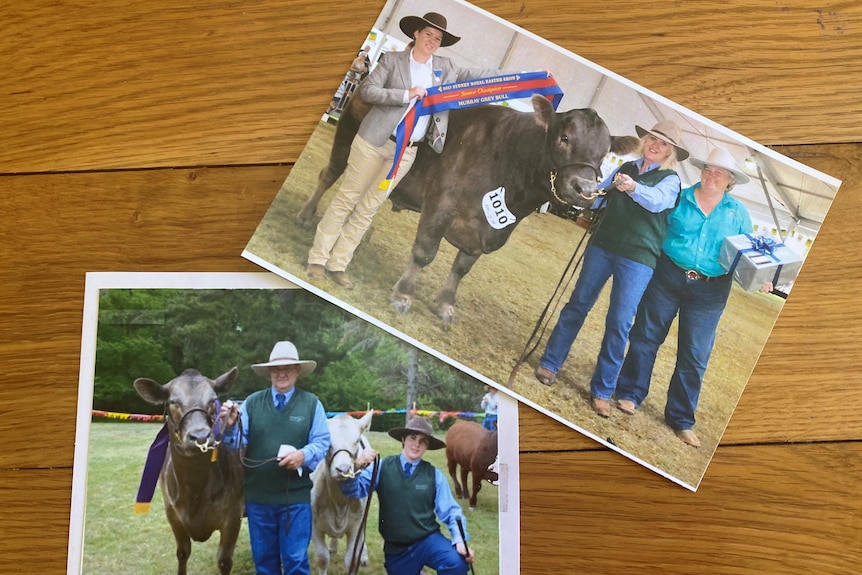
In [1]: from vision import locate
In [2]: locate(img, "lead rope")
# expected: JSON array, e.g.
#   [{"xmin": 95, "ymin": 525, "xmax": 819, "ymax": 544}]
[
  {"xmin": 226, "ymin": 407, "xmax": 295, "ymax": 536},
  {"xmin": 506, "ymin": 192, "xmax": 610, "ymax": 389},
  {"xmin": 348, "ymin": 454, "xmax": 380, "ymax": 575}
]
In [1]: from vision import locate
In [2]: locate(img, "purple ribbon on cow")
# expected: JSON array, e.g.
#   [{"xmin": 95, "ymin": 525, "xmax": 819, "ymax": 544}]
[
  {"xmin": 379, "ymin": 71, "xmax": 564, "ymax": 190},
  {"xmin": 134, "ymin": 399, "xmax": 223, "ymax": 512},
  {"xmin": 134, "ymin": 421, "xmax": 170, "ymax": 514}
]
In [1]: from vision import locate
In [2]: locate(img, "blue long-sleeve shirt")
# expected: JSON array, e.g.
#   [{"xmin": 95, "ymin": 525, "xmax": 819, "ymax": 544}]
[
  {"xmin": 339, "ymin": 453, "xmax": 470, "ymax": 545},
  {"xmin": 221, "ymin": 386, "xmax": 330, "ymax": 474}
]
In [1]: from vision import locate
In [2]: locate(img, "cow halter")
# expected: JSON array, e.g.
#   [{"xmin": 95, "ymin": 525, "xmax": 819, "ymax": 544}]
[
  {"xmin": 328, "ymin": 436, "xmax": 370, "ymax": 479},
  {"xmin": 165, "ymin": 400, "xmax": 222, "ymax": 454},
  {"xmin": 548, "ymin": 161, "xmax": 605, "ymax": 204}
]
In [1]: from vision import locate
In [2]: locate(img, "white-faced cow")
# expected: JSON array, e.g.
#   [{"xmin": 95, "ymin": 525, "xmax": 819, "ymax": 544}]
[
  {"xmin": 134, "ymin": 368, "xmax": 243, "ymax": 575},
  {"xmin": 310, "ymin": 411, "xmax": 374, "ymax": 575},
  {"xmin": 388, "ymin": 94, "xmax": 612, "ymax": 323},
  {"xmin": 444, "ymin": 419, "xmax": 499, "ymax": 509}
]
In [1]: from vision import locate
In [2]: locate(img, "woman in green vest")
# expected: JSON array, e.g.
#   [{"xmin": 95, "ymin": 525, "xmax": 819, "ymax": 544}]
[
  {"xmin": 340, "ymin": 416, "xmax": 474, "ymax": 575},
  {"xmin": 220, "ymin": 341, "xmax": 331, "ymax": 575},
  {"xmin": 534, "ymin": 120, "xmax": 688, "ymax": 419}
]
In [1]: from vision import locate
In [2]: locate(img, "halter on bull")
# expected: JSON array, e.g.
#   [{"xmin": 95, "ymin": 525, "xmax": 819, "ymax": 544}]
[{"xmin": 134, "ymin": 368, "xmax": 244, "ymax": 575}]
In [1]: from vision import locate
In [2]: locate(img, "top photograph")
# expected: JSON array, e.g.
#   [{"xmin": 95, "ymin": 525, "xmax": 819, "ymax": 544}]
[{"xmin": 242, "ymin": 0, "xmax": 842, "ymax": 490}]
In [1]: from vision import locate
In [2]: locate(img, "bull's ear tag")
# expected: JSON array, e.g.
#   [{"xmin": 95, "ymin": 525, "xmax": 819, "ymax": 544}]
[{"xmin": 482, "ymin": 187, "xmax": 517, "ymax": 230}]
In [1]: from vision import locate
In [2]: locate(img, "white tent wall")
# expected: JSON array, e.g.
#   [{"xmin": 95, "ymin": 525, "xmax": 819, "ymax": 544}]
[{"xmin": 359, "ymin": 0, "xmax": 840, "ymax": 250}]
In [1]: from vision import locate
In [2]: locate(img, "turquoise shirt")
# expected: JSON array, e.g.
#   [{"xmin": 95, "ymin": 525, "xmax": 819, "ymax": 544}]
[{"xmin": 663, "ymin": 183, "xmax": 753, "ymax": 278}]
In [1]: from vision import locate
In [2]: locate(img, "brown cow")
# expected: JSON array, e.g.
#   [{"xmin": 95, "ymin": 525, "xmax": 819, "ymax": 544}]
[
  {"xmin": 295, "ymin": 94, "xmax": 372, "ymax": 228},
  {"xmin": 134, "ymin": 367, "xmax": 243, "ymax": 575},
  {"xmin": 444, "ymin": 419, "xmax": 498, "ymax": 509},
  {"xmin": 389, "ymin": 95, "xmax": 611, "ymax": 324}
]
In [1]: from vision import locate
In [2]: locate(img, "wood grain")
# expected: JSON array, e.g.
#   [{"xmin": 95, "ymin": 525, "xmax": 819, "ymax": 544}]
[
  {"xmin": 2, "ymin": 0, "xmax": 860, "ymax": 573},
  {"xmin": 3, "ymin": 0, "xmax": 861, "ymax": 173}
]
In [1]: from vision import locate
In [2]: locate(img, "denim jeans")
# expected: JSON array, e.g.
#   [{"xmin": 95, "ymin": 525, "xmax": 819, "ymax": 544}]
[
  {"xmin": 616, "ymin": 253, "xmax": 732, "ymax": 430},
  {"xmin": 539, "ymin": 244, "xmax": 654, "ymax": 399},
  {"xmin": 245, "ymin": 502, "xmax": 313, "ymax": 575},
  {"xmin": 383, "ymin": 531, "xmax": 468, "ymax": 575}
]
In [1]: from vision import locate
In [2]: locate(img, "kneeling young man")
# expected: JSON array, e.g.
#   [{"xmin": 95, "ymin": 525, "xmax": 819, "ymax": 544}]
[{"xmin": 340, "ymin": 416, "xmax": 474, "ymax": 575}]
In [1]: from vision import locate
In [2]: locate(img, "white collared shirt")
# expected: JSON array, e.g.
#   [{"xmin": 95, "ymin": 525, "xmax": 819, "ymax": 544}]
[{"xmin": 400, "ymin": 50, "xmax": 436, "ymax": 142}]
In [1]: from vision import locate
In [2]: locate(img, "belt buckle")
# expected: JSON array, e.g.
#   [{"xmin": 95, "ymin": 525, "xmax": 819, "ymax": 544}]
[{"xmin": 684, "ymin": 269, "xmax": 700, "ymax": 281}]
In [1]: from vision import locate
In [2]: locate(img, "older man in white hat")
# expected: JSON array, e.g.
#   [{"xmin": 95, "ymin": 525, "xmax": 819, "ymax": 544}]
[
  {"xmin": 614, "ymin": 147, "xmax": 772, "ymax": 449},
  {"xmin": 340, "ymin": 415, "xmax": 474, "ymax": 575},
  {"xmin": 220, "ymin": 341, "xmax": 330, "ymax": 575}
]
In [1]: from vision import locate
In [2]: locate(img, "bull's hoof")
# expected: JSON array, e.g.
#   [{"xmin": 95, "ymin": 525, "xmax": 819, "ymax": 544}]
[
  {"xmin": 390, "ymin": 293, "xmax": 413, "ymax": 314},
  {"xmin": 436, "ymin": 303, "xmax": 456, "ymax": 326},
  {"xmin": 294, "ymin": 216, "xmax": 314, "ymax": 229},
  {"xmin": 294, "ymin": 208, "xmax": 317, "ymax": 229}
]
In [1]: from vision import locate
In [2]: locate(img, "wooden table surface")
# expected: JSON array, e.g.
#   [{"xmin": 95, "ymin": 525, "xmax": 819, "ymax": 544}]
[{"xmin": 2, "ymin": 1, "xmax": 860, "ymax": 573}]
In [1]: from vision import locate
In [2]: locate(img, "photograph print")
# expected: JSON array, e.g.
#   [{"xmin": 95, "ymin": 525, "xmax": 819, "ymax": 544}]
[
  {"xmin": 242, "ymin": 0, "xmax": 841, "ymax": 490},
  {"xmin": 68, "ymin": 272, "xmax": 520, "ymax": 575}
]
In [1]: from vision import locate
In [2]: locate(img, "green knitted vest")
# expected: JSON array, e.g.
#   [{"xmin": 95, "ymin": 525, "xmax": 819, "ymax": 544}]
[
  {"xmin": 242, "ymin": 387, "xmax": 317, "ymax": 505},
  {"xmin": 377, "ymin": 456, "xmax": 439, "ymax": 554},
  {"xmin": 590, "ymin": 161, "xmax": 679, "ymax": 268}
]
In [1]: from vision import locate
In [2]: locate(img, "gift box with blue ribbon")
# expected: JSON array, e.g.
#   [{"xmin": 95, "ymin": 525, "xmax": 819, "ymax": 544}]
[{"xmin": 719, "ymin": 233, "xmax": 803, "ymax": 291}]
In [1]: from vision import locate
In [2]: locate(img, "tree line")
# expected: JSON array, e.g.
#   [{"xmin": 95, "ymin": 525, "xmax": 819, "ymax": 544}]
[{"xmin": 93, "ymin": 287, "xmax": 488, "ymax": 429}]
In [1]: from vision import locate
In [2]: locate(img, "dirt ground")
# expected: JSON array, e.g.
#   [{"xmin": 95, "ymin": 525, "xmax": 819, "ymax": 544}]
[{"xmin": 244, "ymin": 120, "xmax": 785, "ymax": 489}]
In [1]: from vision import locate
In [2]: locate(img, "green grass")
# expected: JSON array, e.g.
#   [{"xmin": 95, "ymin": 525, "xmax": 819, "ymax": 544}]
[{"xmin": 80, "ymin": 421, "xmax": 499, "ymax": 574}]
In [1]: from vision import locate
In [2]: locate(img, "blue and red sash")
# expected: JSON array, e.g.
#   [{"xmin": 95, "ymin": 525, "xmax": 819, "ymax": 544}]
[{"xmin": 380, "ymin": 71, "xmax": 563, "ymax": 190}]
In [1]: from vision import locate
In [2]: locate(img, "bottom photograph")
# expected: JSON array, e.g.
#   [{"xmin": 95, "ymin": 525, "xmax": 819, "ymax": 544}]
[{"xmin": 69, "ymin": 272, "xmax": 520, "ymax": 575}]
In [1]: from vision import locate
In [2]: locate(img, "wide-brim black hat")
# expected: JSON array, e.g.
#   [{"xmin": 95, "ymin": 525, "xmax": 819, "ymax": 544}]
[
  {"xmin": 388, "ymin": 416, "xmax": 447, "ymax": 450},
  {"xmin": 399, "ymin": 12, "xmax": 460, "ymax": 47}
]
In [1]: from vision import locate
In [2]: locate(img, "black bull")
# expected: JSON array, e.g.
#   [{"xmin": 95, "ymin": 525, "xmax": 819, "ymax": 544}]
[{"xmin": 297, "ymin": 93, "xmax": 613, "ymax": 323}]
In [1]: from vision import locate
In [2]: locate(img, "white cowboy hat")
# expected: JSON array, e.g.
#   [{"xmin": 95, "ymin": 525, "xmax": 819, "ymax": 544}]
[
  {"xmin": 251, "ymin": 341, "xmax": 317, "ymax": 378},
  {"xmin": 635, "ymin": 119, "xmax": 690, "ymax": 161},
  {"xmin": 388, "ymin": 416, "xmax": 446, "ymax": 450},
  {"xmin": 399, "ymin": 12, "xmax": 461, "ymax": 47},
  {"xmin": 689, "ymin": 146, "xmax": 750, "ymax": 185}
]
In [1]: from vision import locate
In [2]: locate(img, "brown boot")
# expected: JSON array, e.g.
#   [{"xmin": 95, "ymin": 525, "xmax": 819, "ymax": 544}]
[
  {"xmin": 674, "ymin": 429, "xmax": 701, "ymax": 448},
  {"xmin": 616, "ymin": 399, "xmax": 636, "ymax": 415},
  {"xmin": 307, "ymin": 264, "xmax": 326, "ymax": 280},
  {"xmin": 534, "ymin": 366, "xmax": 556, "ymax": 386},
  {"xmin": 591, "ymin": 397, "xmax": 611, "ymax": 418},
  {"xmin": 329, "ymin": 271, "xmax": 354, "ymax": 289}
]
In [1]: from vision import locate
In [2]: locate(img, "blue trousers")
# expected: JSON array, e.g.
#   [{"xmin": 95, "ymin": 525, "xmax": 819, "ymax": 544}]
[
  {"xmin": 245, "ymin": 502, "xmax": 312, "ymax": 575},
  {"xmin": 539, "ymin": 244, "xmax": 654, "ymax": 399},
  {"xmin": 482, "ymin": 414, "xmax": 498, "ymax": 430},
  {"xmin": 384, "ymin": 531, "xmax": 468, "ymax": 575},
  {"xmin": 616, "ymin": 253, "xmax": 732, "ymax": 430}
]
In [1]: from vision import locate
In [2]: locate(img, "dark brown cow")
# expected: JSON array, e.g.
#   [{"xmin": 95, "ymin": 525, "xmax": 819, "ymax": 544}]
[
  {"xmin": 295, "ymin": 95, "xmax": 372, "ymax": 228},
  {"xmin": 134, "ymin": 368, "xmax": 243, "ymax": 575},
  {"xmin": 444, "ymin": 419, "xmax": 498, "ymax": 510},
  {"xmin": 388, "ymin": 95, "xmax": 612, "ymax": 323}
]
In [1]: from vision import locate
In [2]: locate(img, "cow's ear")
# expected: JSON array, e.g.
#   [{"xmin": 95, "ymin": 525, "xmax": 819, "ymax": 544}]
[
  {"xmin": 358, "ymin": 410, "xmax": 374, "ymax": 434},
  {"xmin": 531, "ymin": 94, "xmax": 555, "ymax": 132},
  {"xmin": 134, "ymin": 378, "xmax": 169, "ymax": 405},
  {"xmin": 212, "ymin": 366, "xmax": 239, "ymax": 395}
]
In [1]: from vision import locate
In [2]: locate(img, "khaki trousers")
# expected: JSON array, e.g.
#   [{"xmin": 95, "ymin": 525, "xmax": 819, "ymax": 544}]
[{"xmin": 307, "ymin": 135, "xmax": 418, "ymax": 272}]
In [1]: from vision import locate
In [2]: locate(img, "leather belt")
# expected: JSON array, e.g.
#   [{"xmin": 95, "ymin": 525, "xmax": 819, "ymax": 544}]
[
  {"xmin": 668, "ymin": 257, "xmax": 727, "ymax": 282},
  {"xmin": 389, "ymin": 135, "xmax": 421, "ymax": 147}
]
